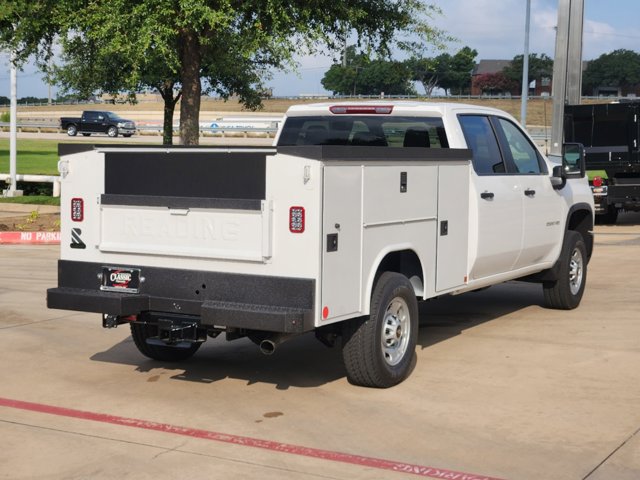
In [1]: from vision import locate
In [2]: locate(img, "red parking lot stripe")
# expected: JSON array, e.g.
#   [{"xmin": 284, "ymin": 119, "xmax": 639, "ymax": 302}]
[{"xmin": 0, "ymin": 396, "xmax": 503, "ymax": 480}]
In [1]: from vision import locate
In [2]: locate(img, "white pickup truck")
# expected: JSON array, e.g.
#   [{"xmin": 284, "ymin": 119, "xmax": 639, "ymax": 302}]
[{"xmin": 48, "ymin": 102, "xmax": 594, "ymax": 388}]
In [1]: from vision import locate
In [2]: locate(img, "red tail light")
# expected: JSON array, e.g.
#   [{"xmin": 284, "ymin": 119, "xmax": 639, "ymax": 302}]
[
  {"xmin": 289, "ymin": 206, "xmax": 305, "ymax": 233},
  {"xmin": 71, "ymin": 198, "xmax": 84, "ymax": 222},
  {"xmin": 592, "ymin": 176, "xmax": 603, "ymax": 187},
  {"xmin": 329, "ymin": 105, "xmax": 394, "ymax": 114}
]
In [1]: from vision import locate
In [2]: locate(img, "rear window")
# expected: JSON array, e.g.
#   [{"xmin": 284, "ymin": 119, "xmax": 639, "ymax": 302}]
[{"xmin": 277, "ymin": 116, "xmax": 449, "ymax": 148}]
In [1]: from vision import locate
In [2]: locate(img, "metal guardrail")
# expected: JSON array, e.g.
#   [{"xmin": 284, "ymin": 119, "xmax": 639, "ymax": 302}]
[{"xmin": 0, "ymin": 173, "xmax": 61, "ymax": 197}]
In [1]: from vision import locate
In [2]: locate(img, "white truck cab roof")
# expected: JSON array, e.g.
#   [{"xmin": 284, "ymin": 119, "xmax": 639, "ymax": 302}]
[{"xmin": 284, "ymin": 101, "xmax": 515, "ymax": 120}]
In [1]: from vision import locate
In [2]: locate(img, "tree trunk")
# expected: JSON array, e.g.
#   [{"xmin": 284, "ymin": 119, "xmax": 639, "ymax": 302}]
[
  {"xmin": 178, "ymin": 29, "xmax": 202, "ymax": 145},
  {"xmin": 159, "ymin": 82, "xmax": 181, "ymax": 146}
]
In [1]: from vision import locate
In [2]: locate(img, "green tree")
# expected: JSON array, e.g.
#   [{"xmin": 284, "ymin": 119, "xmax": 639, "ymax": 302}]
[
  {"xmin": 322, "ymin": 46, "xmax": 415, "ymax": 96},
  {"xmin": 54, "ymin": 32, "xmax": 183, "ymax": 145},
  {"xmin": 405, "ymin": 56, "xmax": 446, "ymax": 96},
  {"xmin": 1, "ymin": 1, "xmax": 444, "ymax": 145},
  {"xmin": 502, "ymin": 53, "xmax": 553, "ymax": 90},
  {"xmin": 406, "ymin": 46, "xmax": 477, "ymax": 96},
  {"xmin": 583, "ymin": 49, "xmax": 640, "ymax": 95},
  {"xmin": 437, "ymin": 46, "xmax": 477, "ymax": 95}
]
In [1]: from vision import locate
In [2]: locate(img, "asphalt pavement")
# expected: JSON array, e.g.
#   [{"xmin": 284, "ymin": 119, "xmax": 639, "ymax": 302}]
[{"xmin": 0, "ymin": 215, "xmax": 639, "ymax": 479}]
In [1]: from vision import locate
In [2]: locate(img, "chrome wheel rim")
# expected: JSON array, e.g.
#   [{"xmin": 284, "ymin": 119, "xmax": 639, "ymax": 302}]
[
  {"xmin": 381, "ymin": 297, "xmax": 410, "ymax": 366},
  {"xmin": 569, "ymin": 247, "xmax": 584, "ymax": 295}
]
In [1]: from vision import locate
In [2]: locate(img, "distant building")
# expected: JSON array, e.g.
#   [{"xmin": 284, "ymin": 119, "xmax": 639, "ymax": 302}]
[{"xmin": 471, "ymin": 59, "xmax": 552, "ymax": 97}]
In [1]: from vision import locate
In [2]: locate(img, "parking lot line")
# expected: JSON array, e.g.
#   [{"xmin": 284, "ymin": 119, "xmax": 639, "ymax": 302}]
[{"xmin": 0, "ymin": 396, "xmax": 503, "ymax": 480}]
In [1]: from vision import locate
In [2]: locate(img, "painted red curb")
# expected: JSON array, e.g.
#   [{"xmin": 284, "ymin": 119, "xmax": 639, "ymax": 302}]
[
  {"xmin": 0, "ymin": 396, "xmax": 503, "ymax": 480},
  {"xmin": 0, "ymin": 231, "xmax": 60, "ymax": 245}
]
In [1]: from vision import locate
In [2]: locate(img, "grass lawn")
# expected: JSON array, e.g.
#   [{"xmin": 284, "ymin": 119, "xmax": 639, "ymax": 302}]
[
  {"xmin": 0, "ymin": 138, "xmax": 59, "ymax": 175},
  {"xmin": 0, "ymin": 195, "xmax": 60, "ymax": 205}
]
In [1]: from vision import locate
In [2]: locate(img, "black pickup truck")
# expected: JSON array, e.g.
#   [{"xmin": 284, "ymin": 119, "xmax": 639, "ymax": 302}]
[
  {"xmin": 564, "ymin": 101, "xmax": 640, "ymax": 223},
  {"xmin": 60, "ymin": 111, "xmax": 136, "ymax": 138}
]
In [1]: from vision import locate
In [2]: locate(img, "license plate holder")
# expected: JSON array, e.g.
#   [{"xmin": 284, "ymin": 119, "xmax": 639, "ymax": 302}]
[{"xmin": 101, "ymin": 267, "xmax": 141, "ymax": 293}]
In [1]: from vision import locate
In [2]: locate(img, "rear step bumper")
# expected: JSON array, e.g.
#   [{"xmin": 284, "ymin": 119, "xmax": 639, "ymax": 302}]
[{"xmin": 47, "ymin": 260, "xmax": 315, "ymax": 334}]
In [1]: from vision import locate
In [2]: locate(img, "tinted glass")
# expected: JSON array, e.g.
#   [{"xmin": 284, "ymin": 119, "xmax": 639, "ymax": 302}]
[
  {"xmin": 277, "ymin": 116, "xmax": 449, "ymax": 148},
  {"xmin": 458, "ymin": 115, "xmax": 504, "ymax": 174},
  {"xmin": 496, "ymin": 118, "xmax": 544, "ymax": 174}
]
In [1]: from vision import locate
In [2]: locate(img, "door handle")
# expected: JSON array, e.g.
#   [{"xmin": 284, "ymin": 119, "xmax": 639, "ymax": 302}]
[
  {"xmin": 524, "ymin": 189, "xmax": 536, "ymax": 197},
  {"xmin": 480, "ymin": 192, "xmax": 494, "ymax": 200}
]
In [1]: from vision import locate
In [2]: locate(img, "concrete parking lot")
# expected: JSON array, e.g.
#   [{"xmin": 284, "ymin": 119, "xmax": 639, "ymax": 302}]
[{"xmin": 1, "ymin": 216, "xmax": 639, "ymax": 480}]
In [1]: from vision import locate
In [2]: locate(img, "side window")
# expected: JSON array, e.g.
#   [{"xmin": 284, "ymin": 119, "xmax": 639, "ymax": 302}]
[
  {"xmin": 458, "ymin": 115, "xmax": 505, "ymax": 175},
  {"xmin": 84, "ymin": 112, "xmax": 98, "ymax": 122},
  {"xmin": 496, "ymin": 118, "xmax": 545, "ymax": 174}
]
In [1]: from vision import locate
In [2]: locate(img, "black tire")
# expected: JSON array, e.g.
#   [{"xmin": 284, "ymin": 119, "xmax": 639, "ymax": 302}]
[
  {"xmin": 130, "ymin": 322, "xmax": 201, "ymax": 361},
  {"xmin": 67, "ymin": 124, "xmax": 78, "ymax": 136},
  {"xmin": 123, "ymin": 134, "xmax": 132, "ymax": 138},
  {"xmin": 107, "ymin": 126, "xmax": 118, "ymax": 137},
  {"xmin": 543, "ymin": 231, "xmax": 587, "ymax": 310},
  {"xmin": 342, "ymin": 272, "xmax": 418, "ymax": 388},
  {"xmin": 82, "ymin": 133, "xmax": 91, "ymax": 137},
  {"xmin": 596, "ymin": 206, "xmax": 618, "ymax": 225}
]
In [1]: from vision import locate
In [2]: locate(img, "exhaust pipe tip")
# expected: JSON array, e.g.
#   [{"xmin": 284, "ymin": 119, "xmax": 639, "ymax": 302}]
[{"xmin": 259, "ymin": 339, "xmax": 277, "ymax": 355}]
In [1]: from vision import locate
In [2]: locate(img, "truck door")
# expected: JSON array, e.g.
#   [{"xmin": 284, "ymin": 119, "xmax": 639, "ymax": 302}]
[
  {"xmin": 82, "ymin": 111, "xmax": 100, "ymax": 133},
  {"xmin": 493, "ymin": 117, "xmax": 562, "ymax": 269},
  {"xmin": 458, "ymin": 115, "xmax": 523, "ymax": 280}
]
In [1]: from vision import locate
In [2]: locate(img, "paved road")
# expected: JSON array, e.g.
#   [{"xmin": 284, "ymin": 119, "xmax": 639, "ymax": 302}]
[{"xmin": 1, "ymin": 217, "xmax": 640, "ymax": 480}]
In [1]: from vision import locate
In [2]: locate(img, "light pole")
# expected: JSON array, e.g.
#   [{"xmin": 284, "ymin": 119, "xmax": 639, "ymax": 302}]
[
  {"xmin": 8, "ymin": 47, "xmax": 19, "ymax": 197},
  {"xmin": 520, "ymin": 0, "xmax": 531, "ymax": 126}
]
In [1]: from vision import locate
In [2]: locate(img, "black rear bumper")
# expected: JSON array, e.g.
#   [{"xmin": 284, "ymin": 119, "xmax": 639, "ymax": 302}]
[{"xmin": 47, "ymin": 260, "xmax": 315, "ymax": 334}]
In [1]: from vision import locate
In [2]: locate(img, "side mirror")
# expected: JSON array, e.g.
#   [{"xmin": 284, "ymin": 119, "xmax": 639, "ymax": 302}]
[
  {"xmin": 551, "ymin": 165, "xmax": 566, "ymax": 190},
  {"xmin": 562, "ymin": 142, "xmax": 585, "ymax": 178}
]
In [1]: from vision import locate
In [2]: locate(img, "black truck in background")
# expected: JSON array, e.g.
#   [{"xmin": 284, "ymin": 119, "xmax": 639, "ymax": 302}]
[
  {"xmin": 60, "ymin": 111, "xmax": 136, "ymax": 138},
  {"xmin": 564, "ymin": 102, "xmax": 640, "ymax": 223}
]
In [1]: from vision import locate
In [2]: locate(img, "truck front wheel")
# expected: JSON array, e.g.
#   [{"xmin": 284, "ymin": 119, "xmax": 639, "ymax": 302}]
[
  {"xmin": 130, "ymin": 322, "xmax": 201, "ymax": 361},
  {"xmin": 543, "ymin": 231, "xmax": 587, "ymax": 310},
  {"xmin": 342, "ymin": 272, "xmax": 418, "ymax": 388}
]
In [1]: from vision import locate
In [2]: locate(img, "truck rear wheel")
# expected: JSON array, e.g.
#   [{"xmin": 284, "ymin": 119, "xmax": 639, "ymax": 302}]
[
  {"xmin": 107, "ymin": 126, "xmax": 118, "ymax": 137},
  {"xmin": 67, "ymin": 124, "xmax": 78, "ymax": 136},
  {"xmin": 130, "ymin": 322, "xmax": 201, "ymax": 361},
  {"xmin": 342, "ymin": 272, "xmax": 418, "ymax": 388},
  {"xmin": 543, "ymin": 231, "xmax": 587, "ymax": 310}
]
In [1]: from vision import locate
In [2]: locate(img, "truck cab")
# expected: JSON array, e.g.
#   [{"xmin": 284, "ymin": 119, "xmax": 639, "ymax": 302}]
[{"xmin": 61, "ymin": 111, "xmax": 136, "ymax": 138}]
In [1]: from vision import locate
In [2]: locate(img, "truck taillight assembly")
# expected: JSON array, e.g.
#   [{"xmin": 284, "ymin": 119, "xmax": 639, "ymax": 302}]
[
  {"xmin": 592, "ymin": 176, "xmax": 603, "ymax": 187},
  {"xmin": 71, "ymin": 198, "xmax": 84, "ymax": 222},
  {"xmin": 289, "ymin": 206, "xmax": 305, "ymax": 233},
  {"xmin": 329, "ymin": 105, "xmax": 394, "ymax": 115}
]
